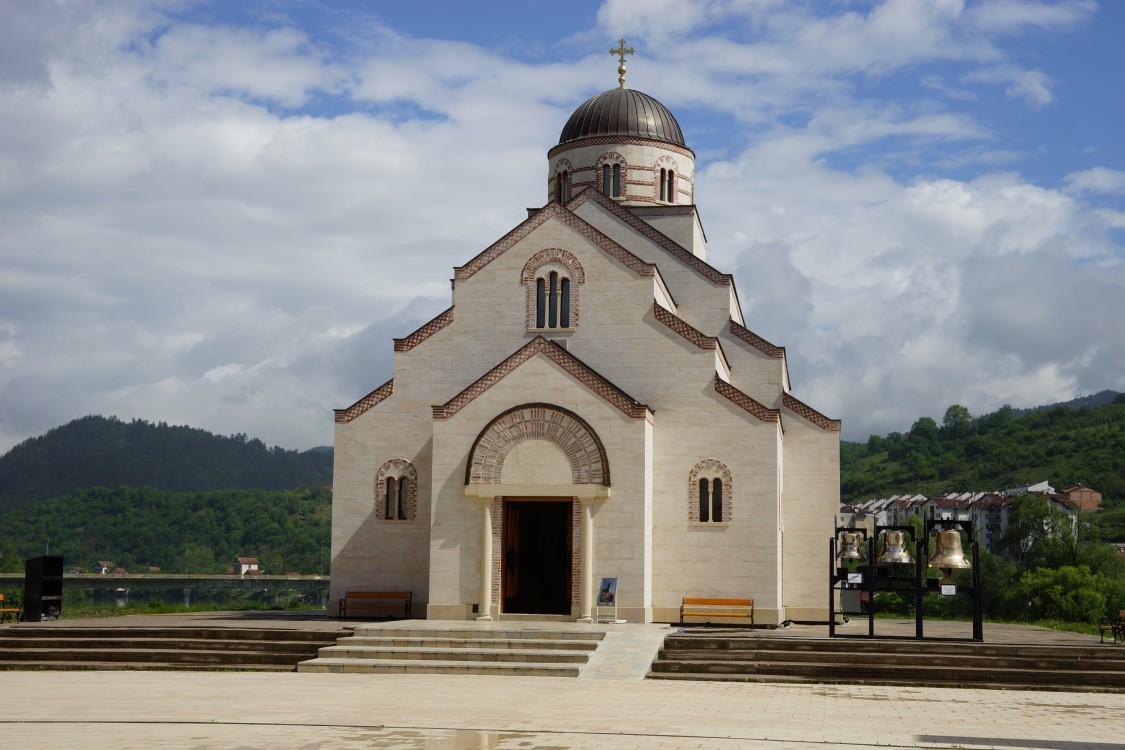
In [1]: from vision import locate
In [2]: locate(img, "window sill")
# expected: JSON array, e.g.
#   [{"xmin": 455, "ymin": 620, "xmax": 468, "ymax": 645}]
[
  {"xmin": 690, "ymin": 521, "xmax": 731, "ymax": 528},
  {"xmin": 378, "ymin": 519, "xmax": 415, "ymax": 525},
  {"xmin": 528, "ymin": 327, "xmax": 576, "ymax": 333}
]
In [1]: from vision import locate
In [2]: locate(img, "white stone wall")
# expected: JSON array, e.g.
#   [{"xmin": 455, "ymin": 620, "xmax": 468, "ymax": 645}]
[{"xmin": 331, "ymin": 172, "xmax": 841, "ymax": 625}]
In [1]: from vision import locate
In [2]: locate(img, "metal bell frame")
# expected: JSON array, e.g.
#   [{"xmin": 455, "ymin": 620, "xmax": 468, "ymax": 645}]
[{"xmin": 828, "ymin": 520, "xmax": 983, "ymax": 641}]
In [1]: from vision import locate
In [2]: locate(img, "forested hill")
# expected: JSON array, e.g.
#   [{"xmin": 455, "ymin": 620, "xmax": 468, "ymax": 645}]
[
  {"xmin": 841, "ymin": 394, "xmax": 1125, "ymax": 508},
  {"xmin": 0, "ymin": 416, "xmax": 333, "ymax": 514}
]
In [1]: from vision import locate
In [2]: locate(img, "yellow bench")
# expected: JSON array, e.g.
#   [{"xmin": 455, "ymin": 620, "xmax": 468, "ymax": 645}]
[
  {"xmin": 339, "ymin": 591, "xmax": 411, "ymax": 619},
  {"xmin": 680, "ymin": 597, "xmax": 754, "ymax": 627},
  {"xmin": 0, "ymin": 594, "xmax": 20, "ymax": 623}
]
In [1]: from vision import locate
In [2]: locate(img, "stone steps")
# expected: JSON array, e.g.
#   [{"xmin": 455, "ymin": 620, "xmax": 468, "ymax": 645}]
[
  {"xmin": 298, "ymin": 625, "xmax": 604, "ymax": 677},
  {"xmin": 647, "ymin": 635, "xmax": 1125, "ymax": 692},
  {"xmin": 0, "ymin": 626, "xmax": 347, "ymax": 671}
]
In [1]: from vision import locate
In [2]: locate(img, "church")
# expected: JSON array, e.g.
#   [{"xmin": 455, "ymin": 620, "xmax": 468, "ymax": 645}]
[{"xmin": 330, "ymin": 47, "xmax": 840, "ymax": 625}]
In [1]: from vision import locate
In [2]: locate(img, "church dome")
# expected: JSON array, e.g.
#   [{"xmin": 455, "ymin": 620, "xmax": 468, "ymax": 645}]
[{"xmin": 558, "ymin": 88, "xmax": 686, "ymax": 147}]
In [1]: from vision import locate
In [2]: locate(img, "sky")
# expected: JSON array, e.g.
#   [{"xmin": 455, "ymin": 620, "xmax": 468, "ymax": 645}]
[{"xmin": 1, "ymin": 0, "xmax": 1123, "ymax": 455}]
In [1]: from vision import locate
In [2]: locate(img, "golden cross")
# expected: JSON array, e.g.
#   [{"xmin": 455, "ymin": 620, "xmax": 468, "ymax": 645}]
[{"xmin": 610, "ymin": 38, "xmax": 635, "ymax": 89}]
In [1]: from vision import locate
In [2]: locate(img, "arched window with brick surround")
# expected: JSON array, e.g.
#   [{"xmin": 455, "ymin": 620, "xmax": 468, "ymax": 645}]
[
  {"xmin": 521, "ymin": 249, "xmax": 585, "ymax": 331},
  {"xmin": 596, "ymin": 152, "xmax": 626, "ymax": 199},
  {"xmin": 375, "ymin": 459, "xmax": 417, "ymax": 523},
  {"xmin": 689, "ymin": 459, "xmax": 733, "ymax": 524}
]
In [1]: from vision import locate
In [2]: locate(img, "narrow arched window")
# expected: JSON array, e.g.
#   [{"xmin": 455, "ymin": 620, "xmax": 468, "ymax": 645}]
[
  {"xmin": 397, "ymin": 477, "xmax": 408, "ymax": 520},
  {"xmin": 536, "ymin": 278, "xmax": 546, "ymax": 328},
  {"xmin": 560, "ymin": 278, "xmax": 570, "ymax": 328},
  {"xmin": 547, "ymin": 271, "xmax": 559, "ymax": 328},
  {"xmin": 699, "ymin": 478, "xmax": 710, "ymax": 523},
  {"xmin": 660, "ymin": 168, "xmax": 668, "ymax": 202},
  {"xmin": 668, "ymin": 170, "xmax": 675, "ymax": 203},
  {"xmin": 712, "ymin": 478, "xmax": 723, "ymax": 522},
  {"xmin": 385, "ymin": 477, "xmax": 397, "ymax": 521},
  {"xmin": 602, "ymin": 165, "xmax": 611, "ymax": 195},
  {"xmin": 556, "ymin": 172, "xmax": 569, "ymax": 203},
  {"xmin": 612, "ymin": 164, "xmax": 621, "ymax": 197}
]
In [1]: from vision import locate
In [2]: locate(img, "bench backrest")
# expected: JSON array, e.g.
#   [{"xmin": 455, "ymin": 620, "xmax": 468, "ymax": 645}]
[
  {"xmin": 682, "ymin": 597, "xmax": 752, "ymax": 606},
  {"xmin": 344, "ymin": 591, "xmax": 410, "ymax": 599}
]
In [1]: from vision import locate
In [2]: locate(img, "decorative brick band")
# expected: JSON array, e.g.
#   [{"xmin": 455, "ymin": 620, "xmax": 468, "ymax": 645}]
[
  {"xmin": 783, "ymin": 393, "xmax": 842, "ymax": 432},
  {"xmin": 454, "ymin": 203, "xmax": 655, "ymax": 282},
  {"xmin": 466, "ymin": 404, "xmax": 609, "ymax": 486},
  {"xmin": 714, "ymin": 376, "xmax": 781, "ymax": 423},
  {"xmin": 654, "ymin": 303, "xmax": 721, "ymax": 350},
  {"xmin": 570, "ymin": 189, "xmax": 732, "ymax": 287},
  {"xmin": 689, "ymin": 459, "xmax": 733, "ymax": 523},
  {"xmin": 627, "ymin": 205, "xmax": 697, "ymax": 218},
  {"xmin": 394, "ymin": 307, "xmax": 454, "ymax": 352},
  {"xmin": 433, "ymin": 337, "xmax": 650, "ymax": 421},
  {"xmin": 335, "ymin": 379, "xmax": 393, "ymax": 423},
  {"xmin": 728, "ymin": 320, "xmax": 785, "ymax": 358},
  {"xmin": 375, "ymin": 459, "xmax": 418, "ymax": 523},
  {"xmin": 548, "ymin": 135, "xmax": 696, "ymax": 161}
]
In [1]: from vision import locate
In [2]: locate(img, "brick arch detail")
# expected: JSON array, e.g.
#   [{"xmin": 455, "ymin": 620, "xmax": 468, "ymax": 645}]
[
  {"xmin": 688, "ymin": 458, "xmax": 733, "ymax": 523},
  {"xmin": 594, "ymin": 151, "xmax": 628, "ymax": 196},
  {"xmin": 466, "ymin": 404, "xmax": 609, "ymax": 486},
  {"xmin": 654, "ymin": 155, "xmax": 678, "ymax": 202},
  {"xmin": 375, "ymin": 458, "xmax": 418, "ymax": 523},
  {"xmin": 521, "ymin": 249, "xmax": 585, "ymax": 330}
]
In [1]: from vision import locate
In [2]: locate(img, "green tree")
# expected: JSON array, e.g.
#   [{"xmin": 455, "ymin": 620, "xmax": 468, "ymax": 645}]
[{"xmin": 941, "ymin": 404, "xmax": 973, "ymax": 440}]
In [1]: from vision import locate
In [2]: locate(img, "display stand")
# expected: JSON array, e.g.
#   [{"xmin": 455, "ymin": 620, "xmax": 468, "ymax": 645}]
[{"xmin": 594, "ymin": 577, "xmax": 626, "ymax": 624}]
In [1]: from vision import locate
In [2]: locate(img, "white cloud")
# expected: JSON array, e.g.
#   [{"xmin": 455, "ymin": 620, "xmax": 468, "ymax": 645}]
[
  {"xmin": 1064, "ymin": 167, "xmax": 1125, "ymax": 196},
  {"xmin": 0, "ymin": 0, "xmax": 1119, "ymax": 455}
]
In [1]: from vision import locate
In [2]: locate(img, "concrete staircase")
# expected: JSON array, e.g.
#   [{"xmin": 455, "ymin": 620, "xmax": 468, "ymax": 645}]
[
  {"xmin": 0, "ymin": 626, "xmax": 348, "ymax": 671},
  {"xmin": 647, "ymin": 634, "xmax": 1125, "ymax": 691},
  {"xmin": 298, "ymin": 625, "xmax": 604, "ymax": 676}
]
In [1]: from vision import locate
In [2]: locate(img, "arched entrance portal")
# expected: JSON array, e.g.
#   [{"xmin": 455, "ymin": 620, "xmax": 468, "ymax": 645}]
[{"xmin": 465, "ymin": 404, "xmax": 610, "ymax": 621}]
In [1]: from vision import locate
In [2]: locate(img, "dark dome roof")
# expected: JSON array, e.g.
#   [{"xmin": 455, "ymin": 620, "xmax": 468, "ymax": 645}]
[{"xmin": 559, "ymin": 88, "xmax": 686, "ymax": 147}]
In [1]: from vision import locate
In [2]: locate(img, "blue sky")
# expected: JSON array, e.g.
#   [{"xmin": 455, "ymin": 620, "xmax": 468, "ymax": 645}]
[{"xmin": 1, "ymin": 0, "xmax": 1123, "ymax": 455}]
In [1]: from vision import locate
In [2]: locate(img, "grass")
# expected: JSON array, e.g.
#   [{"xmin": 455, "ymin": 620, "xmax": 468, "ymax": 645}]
[{"xmin": 60, "ymin": 600, "xmax": 324, "ymax": 620}]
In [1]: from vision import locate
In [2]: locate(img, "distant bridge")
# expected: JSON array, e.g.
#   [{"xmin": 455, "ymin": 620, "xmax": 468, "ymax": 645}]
[{"xmin": 0, "ymin": 573, "xmax": 331, "ymax": 606}]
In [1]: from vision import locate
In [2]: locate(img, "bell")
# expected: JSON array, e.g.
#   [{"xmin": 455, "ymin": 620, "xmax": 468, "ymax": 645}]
[
  {"xmin": 926, "ymin": 529, "xmax": 971, "ymax": 570},
  {"xmin": 876, "ymin": 530, "xmax": 913, "ymax": 565},
  {"xmin": 837, "ymin": 532, "xmax": 865, "ymax": 561}
]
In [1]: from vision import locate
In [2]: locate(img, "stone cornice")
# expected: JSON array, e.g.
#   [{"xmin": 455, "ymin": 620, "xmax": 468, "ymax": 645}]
[
  {"xmin": 394, "ymin": 307, "xmax": 454, "ymax": 352},
  {"xmin": 570, "ymin": 189, "xmax": 732, "ymax": 287},
  {"xmin": 783, "ymin": 393, "xmax": 842, "ymax": 432},
  {"xmin": 454, "ymin": 203, "xmax": 656, "ymax": 282},
  {"xmin": 728, "ymin": 320, "xmax": 785, "ymax": 359},
  {"xmin": 433, "ymin": 337, "xmax": 651, "ymax": 420},
  {"xmin": 335, "ymin": 379, "xmax": 393, "ymax": 424},
  {"xmin": 547, "ymin": 135, "xmax": 696, "ymax": 160},
  {"xmin": 713, "ymin": 376, "xmax": 781, "ymax": 424}
]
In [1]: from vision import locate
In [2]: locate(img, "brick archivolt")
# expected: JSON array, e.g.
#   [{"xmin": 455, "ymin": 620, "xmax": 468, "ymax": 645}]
[
  {"xmin": 688, "ymin": 459, "xmax": 733, "ymax": 523},
  {"xmin": 375, "ymin": 458, "xmax": 418, "ymax": 522},
  {"xmin": 467, "ymin": 405, "xmax": 609, "ymax": 486}
]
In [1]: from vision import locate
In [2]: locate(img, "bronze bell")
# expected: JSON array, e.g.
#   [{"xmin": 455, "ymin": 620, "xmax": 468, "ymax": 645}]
[
  {"xmin": 837, "ymin": 531, "xmax": 865, "ymax": 561},
  {"xmin": 926, "ymin": 529, "xmax": 971, "ymax": 570},
  {"xmin": 876, "ymin": 530, "xmax": 913, "ymax": 565}
]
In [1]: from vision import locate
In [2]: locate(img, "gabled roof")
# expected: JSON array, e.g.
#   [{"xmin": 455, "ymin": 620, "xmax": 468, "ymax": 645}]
[
  {"xmin": 432, "ymin": 336, "xmax": 651, "ymax": 420},
  {"xmin": 454, "ymin": 202, "xmax": 657, "ymax": 282},
  {"xmin": 568, "ymin": 188, "xmax": 735, "ymax": 289}
]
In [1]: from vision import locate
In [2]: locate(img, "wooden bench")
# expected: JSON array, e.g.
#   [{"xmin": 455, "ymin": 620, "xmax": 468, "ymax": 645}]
[
  {"xmin": 1098, "ymin": 609, "xmax": 1125, "ymax": 644},
  {"xmin": 0, "ymin": 594, "xmax": 20, "ymax": 623},
  {"xmin": 339, "ymin": 591, "xmax": 411, "ymax": 620},
  {"xmin": 680, "ymin": 597, "xmax": 754, "ymax": 627}
]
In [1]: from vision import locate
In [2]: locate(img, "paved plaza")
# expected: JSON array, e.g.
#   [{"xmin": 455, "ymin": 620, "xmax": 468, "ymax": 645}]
[{"xmin": 1, "ymin": 614, "xmax": 1123, "ymax": 749}]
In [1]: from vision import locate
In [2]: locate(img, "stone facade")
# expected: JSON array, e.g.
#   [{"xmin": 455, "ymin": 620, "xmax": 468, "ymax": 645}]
[{"xmin": 331, "ymin": 86, "xmax": 840, "ymax": 625}]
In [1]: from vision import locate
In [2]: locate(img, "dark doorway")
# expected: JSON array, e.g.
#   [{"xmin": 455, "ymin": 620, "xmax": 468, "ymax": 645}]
[{"xmin": 502, "ymin": 499, "xmax": 572, "ymax": 615}]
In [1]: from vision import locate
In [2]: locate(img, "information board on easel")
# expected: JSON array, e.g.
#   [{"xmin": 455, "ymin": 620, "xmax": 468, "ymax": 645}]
[{"xmin": 595, "ymin": 577, "xmax": 626, "ymax": 623}]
